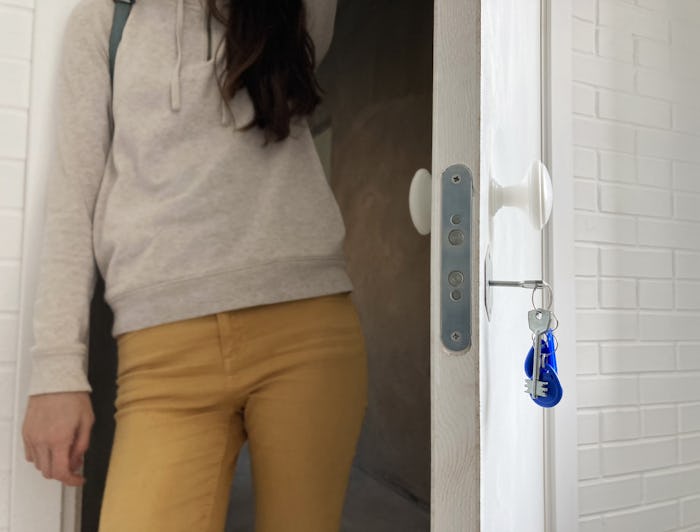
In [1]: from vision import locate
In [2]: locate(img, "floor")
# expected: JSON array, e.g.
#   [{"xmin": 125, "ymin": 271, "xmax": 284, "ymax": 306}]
[{"xmin": 225, "ymin": 442, "xmax": 429, "ymax": 532}]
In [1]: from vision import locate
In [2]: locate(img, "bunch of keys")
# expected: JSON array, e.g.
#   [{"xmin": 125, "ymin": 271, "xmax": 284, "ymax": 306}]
[{"xmin": 524, "ymin": 308, "xmax": 563, "ymax": 408}]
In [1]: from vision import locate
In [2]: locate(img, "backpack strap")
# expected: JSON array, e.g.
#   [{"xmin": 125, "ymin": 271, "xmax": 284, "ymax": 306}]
[{"xmin": 109, "ymin": 0, "xmax": 135, "ymax": 85}]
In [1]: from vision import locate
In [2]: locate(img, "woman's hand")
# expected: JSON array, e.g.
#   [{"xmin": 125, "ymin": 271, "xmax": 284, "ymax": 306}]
[{"xmin": 22, "ymin": 391, "xmax": 94, "ymax": 487}]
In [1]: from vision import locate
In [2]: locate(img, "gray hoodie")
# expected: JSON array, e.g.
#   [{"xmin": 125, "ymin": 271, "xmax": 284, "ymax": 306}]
[{"xmin": 28, "ymin": 0, "xmax": 351, "ymax": 396}]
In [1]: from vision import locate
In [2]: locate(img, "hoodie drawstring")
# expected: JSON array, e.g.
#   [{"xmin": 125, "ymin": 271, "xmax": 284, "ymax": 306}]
[
  {"xmin": 170, "ymin": 0, "xmax": 184, "ymax": 112},
  {"xmin": 171, "ymin": 0, "xmax": 249, "ymax": 128},
  {"xmin": 219, "ymin": 39, "xmax": 231, "ymax": 125}
]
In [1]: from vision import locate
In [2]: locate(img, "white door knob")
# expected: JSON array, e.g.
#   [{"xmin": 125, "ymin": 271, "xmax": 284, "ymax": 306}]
[
  {"xmin": 409, "ymin": 168, "xmax": 432, "ymax": 235},
  {"xmin": 489, "ymin": 160, "xmax": 553, "ymax": 229}
]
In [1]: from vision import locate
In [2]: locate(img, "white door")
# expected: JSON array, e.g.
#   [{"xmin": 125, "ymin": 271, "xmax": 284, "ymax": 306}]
[
  {"xmin": 480, "ymin": 0, "xmax": 546, "ymax": 529},
  {"xmin": 430, "ymin": 0, "xmax": 549, "ymax": 530}
]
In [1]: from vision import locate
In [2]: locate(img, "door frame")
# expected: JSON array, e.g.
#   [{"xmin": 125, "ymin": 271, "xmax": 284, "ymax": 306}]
[{"xmin": 542, "ymin": 0, "xmax": 578, "ymax": 530}]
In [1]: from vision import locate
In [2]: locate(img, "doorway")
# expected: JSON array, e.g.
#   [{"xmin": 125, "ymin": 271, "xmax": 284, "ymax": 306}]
[{"xmin": 81, "ymin": 1, "xmax": 434, "ymax": 531}]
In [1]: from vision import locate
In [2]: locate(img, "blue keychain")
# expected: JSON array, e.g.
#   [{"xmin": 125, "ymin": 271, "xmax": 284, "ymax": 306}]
[
  {"xmin": 541, "ymin": 328, "xmax": 558, "ymax": 373},
  {"xmin": 524, "ymin": 327, "xmax": 563, "ymax": 408},
  {"xmin": 524, "ymin": 326, "xmax": 559, "ymax": 379}
]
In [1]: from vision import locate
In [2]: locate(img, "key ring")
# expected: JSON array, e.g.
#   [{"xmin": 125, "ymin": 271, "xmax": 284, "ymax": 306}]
[
  {"xmin": 488, "ymin": 279, "xmax": 555, "ymax": 313},
  {"xmin": 531, "ymin": 280, "xmax": 553, "ymax": 311},
  {"xmin": 549, "ymin": 311, "xmax": 559, "ymax": 332}
]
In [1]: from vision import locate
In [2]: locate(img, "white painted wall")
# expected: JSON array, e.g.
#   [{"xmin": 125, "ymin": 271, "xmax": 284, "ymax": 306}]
[
  {"xmin": 5, "ymin": 1, "xmax": 86, "ymax": 530},
  {"xmin": 0, "ymin": 1, "xmax": 33, "ymax": 530},
  {"xmin": 572, "ymin": 0, "xmax": 700, "ymax": 530}
]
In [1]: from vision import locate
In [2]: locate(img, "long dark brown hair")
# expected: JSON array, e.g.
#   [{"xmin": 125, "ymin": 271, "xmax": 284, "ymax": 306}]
[{"xmin": 205, "ymin": 0, "xmax": 325, "ymax": 145}]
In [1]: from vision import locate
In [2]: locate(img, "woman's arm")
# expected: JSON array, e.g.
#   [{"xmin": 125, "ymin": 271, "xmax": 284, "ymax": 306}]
[
  {"xmin": 28, "ymin": 0, "xmax": 113, "ymax": 396},
  {"xmin": 304, "ymin": 0, "xmax": 339, "ymax": 69}
]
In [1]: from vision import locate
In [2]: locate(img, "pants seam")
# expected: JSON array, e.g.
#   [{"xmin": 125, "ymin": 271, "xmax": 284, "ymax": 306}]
[
  {"xmin": 202, "ymin": 412, "xmax": 236, "ymax": 531},
  {"xmin": 216, "ymin": 312, "xmax": 232, "ymax": 359}
]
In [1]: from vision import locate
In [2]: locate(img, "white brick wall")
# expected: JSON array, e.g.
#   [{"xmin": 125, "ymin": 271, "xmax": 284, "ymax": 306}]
[
  {"xmin": 0, "ymin": 1, "xmax": 33, "ymax": 530},
  {"xmin": 573, "ymin": 0, "xmax": 700, "ymax": 530}
]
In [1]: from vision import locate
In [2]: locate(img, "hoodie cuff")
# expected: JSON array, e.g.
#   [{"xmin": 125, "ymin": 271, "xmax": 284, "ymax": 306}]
[{"xmin": 27, "ymin": 353, "xmax": 92, "ymax": 396}]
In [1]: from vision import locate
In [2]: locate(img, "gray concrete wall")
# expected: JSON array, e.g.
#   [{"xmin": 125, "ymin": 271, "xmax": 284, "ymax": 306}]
[{"xmin": 310, "ymin": 0, "xmax": 433, "ymax": 506}]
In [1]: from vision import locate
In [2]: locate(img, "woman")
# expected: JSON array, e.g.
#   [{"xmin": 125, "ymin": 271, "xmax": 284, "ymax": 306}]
[{"xmin": 21, "ymin": 0, "xmax": 369, "ymax": 530}]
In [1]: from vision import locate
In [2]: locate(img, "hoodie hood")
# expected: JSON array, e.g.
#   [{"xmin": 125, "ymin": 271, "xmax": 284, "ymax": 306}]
[{"xmin": 113, "ymin": 0, "xmax": 336, "ymax": 132}]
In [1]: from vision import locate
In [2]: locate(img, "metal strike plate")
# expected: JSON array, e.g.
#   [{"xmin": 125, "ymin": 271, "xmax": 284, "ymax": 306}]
[{"xmin": 441, "ymin": 163, "xmax": 473, "ymax": 351}]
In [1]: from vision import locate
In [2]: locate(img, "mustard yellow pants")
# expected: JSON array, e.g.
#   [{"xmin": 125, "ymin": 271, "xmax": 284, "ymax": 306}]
[{"xmin": 97, "ymin": 292, "xmax": 368, "ymax": 532}]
